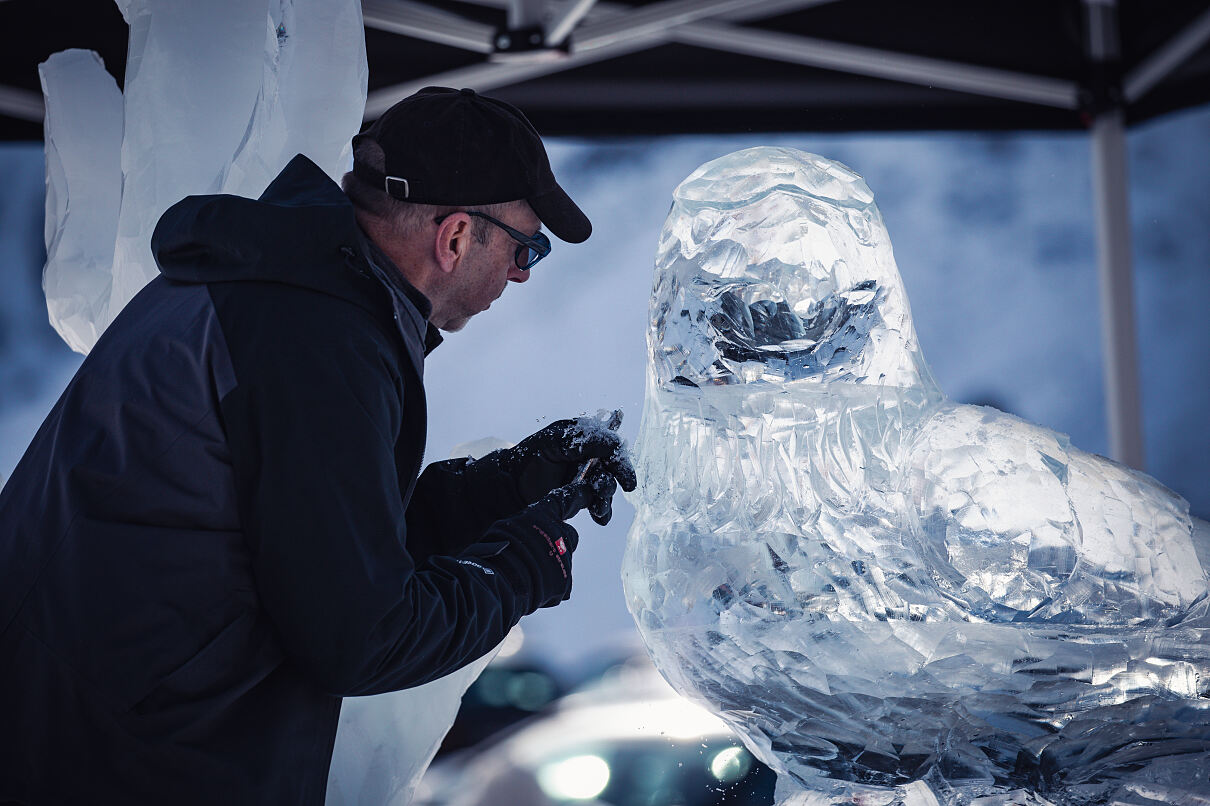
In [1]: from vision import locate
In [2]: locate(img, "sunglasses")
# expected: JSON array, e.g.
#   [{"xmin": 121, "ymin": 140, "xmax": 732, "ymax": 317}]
[{"xmin": 434, "ymin": 211, "xmax": 551, "ymax": 270}]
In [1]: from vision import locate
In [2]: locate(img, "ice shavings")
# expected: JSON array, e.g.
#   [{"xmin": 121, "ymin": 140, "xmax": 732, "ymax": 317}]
[
  {"xmin": 573, "ymin": 408, "xmax": 628, "ymax": 468},
  {"xmin": 622, "ymin": 147, "xmax": 1210, "ymax": 805}
]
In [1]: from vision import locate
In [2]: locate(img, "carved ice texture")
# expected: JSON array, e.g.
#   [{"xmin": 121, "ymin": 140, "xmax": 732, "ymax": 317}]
[
  {"xmin": 39, "ymin": 0, "xmax": 367, "ymax": 353},
  {"xmin": 622, "ymin": 147, "xmax": 1210, "ymax": 805}
]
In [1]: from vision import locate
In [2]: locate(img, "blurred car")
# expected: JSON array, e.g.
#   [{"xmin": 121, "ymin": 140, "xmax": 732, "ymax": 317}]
[{"xmin": 415, "ymin": 655, "xmax": 775, "ymax": 806}]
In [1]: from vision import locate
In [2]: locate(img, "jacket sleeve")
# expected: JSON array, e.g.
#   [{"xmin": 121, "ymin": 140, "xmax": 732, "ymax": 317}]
[
  {"xmin": 405, "ymin": 458, "xmax": 527, "ymax": 560},
  {"xmin": 215, "ymin": 285, "xmax": 556, "ymax": 696}
]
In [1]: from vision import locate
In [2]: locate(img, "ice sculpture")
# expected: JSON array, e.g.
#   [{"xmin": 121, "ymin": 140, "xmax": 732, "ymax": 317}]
[
  {"xmin": 40, "ymin": 0, "xmax": 367, "ymax": 353},
  {"xmin": 327, "ymin": 647, "xmax": 499, "ymax": 806},
  {"xmin": 623, "ymin": 147, "xmax": 1210, "ymax": 805},
  {"xmin": 38, "ymin": 49, "xmax": 123, "ymax": 353}
]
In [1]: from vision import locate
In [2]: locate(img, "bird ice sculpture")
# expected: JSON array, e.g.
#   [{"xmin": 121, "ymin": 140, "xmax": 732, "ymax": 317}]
[{"xmin": 622, "ymin": 147, "xmax": 1210, "ymax": 805}]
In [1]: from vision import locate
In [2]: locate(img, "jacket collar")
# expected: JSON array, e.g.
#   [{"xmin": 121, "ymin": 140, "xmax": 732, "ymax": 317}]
[
  {"xmin": 356, "ymin": 227, "xmax": 445, "ymax": 365},
  {"xmin": 153, "ymin": 154, "xmax": 445, "ymax": 367}
]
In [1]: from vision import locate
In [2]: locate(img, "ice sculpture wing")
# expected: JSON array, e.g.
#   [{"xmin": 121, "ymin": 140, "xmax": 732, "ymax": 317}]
[{"xmin": 908, "ymin": 404, "xmax": 1207, "ymax": 623}]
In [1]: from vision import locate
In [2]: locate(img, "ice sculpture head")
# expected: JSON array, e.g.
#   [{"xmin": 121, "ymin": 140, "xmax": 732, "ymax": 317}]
[{"xmin": 651, "ymin": 147, "xmax": 935, "ymax": 392}]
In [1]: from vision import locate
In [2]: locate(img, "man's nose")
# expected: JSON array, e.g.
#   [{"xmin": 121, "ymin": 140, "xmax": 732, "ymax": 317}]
[{"xmin": 507, "ymin": 265, "xmax": 531, "ymax": 283}]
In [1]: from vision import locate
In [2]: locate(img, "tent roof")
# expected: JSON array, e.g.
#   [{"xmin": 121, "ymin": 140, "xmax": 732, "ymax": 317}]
[{"xmin": 3, "ymin": 0, "xmax": 1209, "ymax": 140}]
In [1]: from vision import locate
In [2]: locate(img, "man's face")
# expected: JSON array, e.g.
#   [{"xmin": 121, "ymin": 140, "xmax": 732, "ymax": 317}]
[{"xmin": 441, "ymin": 204, "xmax": 539, "ymax": 332}]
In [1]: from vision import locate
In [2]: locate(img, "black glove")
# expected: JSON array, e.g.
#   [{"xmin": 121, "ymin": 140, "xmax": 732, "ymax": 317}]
[
  {"xmin": 473, "ymin": 416, "xmax": 636, "ymax": 526},
  {"xmin": 464, "ymin": 478, "xmax": 598, "ymax": 609}
]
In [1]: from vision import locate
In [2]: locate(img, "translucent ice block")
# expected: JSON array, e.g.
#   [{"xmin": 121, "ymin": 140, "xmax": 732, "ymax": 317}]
[
  {"xmin": 623, "ymin": 147, "xmax": 1210, "ymax": 805},
  {"xmin": 39, "ymin": 49, "xmax": 123, "ymax": 354},
  {"xmin": 327, "ymin": 648, "xmax": 499, "ymax": 806},
  {"xmin": 41, "ymin": 0, "xmax": 368, "ymax": 353}
]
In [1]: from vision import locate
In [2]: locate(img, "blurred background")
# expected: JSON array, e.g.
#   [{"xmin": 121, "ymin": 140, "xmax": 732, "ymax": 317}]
[{"xmin": 2, "ymin": 2, "xmax": 1208, "ymax": 803}]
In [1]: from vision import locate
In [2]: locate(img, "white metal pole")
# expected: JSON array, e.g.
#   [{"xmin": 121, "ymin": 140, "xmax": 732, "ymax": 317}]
[
  {"xmin": 1086, "ymin": 0, "xmax": 1144, "ymax": 469},
  {"xmin": 547, "ymin": 0, "xmax": 599, "ymax": 46},
  {"xmin": 0, "ymin": 84, "xmax": 45, "ymax": 122},
  {"xmin": 1090, "ymin": 108, "xmax": 1144, "ymax": 468},
  {"xmin": 508, "ymin": 0, "xmax": 545, "ymax": 29}
]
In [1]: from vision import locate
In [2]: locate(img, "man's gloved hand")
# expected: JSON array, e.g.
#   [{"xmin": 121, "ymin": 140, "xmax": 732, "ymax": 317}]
[
  {"xmin": 463, "ymin": 476, "xmax": 602, "ymax": 608},
  {"xmin": 476, "ymin": 415, "xmax": 636, "ymax": 526}
]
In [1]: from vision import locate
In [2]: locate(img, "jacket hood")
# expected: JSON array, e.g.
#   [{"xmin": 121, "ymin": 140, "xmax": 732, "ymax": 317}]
[{"xmin": 152, "ymin": 155, "xmax": 370, "ymax": 300}]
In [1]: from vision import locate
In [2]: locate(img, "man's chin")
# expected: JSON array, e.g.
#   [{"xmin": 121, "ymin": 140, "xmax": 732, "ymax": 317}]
[{"xmin": 439, "ymin": 315, "xmax": 472, "ymax": 333}]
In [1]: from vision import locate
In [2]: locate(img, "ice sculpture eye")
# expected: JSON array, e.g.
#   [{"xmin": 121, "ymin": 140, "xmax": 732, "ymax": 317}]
[{"xmin": 624, "ymin": 146, "xmax": 1210, "ymax": 804}]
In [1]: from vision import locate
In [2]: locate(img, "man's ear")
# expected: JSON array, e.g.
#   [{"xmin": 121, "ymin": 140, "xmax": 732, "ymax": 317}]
[{"xmin": 434, "ymin": 213, "xmax": 473, "ymax": 275}]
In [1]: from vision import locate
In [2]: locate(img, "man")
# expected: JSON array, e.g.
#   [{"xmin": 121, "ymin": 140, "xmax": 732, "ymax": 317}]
[{"xmin": 0, "ymin": 86, "xmax": 634, "ymax": 804}]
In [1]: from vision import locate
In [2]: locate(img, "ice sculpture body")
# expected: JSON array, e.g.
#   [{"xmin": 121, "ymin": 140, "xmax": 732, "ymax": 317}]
[
  {"xmin": 623, "ymin": 147, "xmax": 1210, "ymax": 805},
  {"xmin": 40, "ymin": 0, "xmax": 367, "ymax": 353}
]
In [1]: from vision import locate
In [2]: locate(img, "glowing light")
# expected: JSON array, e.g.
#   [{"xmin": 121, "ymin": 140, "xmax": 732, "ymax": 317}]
[
  {"xmin": 537, "ymin": 754, "xmax": 611, "ymax": 801},
  {"xmin": 710, "ymin": 746, "xmax": 751, "ymax": 783},
  {"xmin": 508, "ymin": 671, "xmax": 557, "ymax": 711}
]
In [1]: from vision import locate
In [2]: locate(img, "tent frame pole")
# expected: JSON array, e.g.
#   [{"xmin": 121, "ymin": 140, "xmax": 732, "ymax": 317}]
[
  {"xmin": 1085, "ymin": 0, "xmax": 1144, "ymax": 469},
  {"xmin": 0, "ymin": 85, "xmax": 44, "ymax": 122},
  {"xmin": 1090, "ymin": 107, "xmax": 1144, "ymax": 468}
]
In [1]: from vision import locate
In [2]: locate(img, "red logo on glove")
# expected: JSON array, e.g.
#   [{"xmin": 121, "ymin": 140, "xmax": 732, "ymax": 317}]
[{"xmin": 532, "ymin": 524, "xmax": 570, "ymax": 579}]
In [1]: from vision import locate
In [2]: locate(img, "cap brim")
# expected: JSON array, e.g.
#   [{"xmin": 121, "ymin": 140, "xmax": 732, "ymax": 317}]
[{"xmin": 529, "ymin": 184, "xmax": 591, "ymax": 244}]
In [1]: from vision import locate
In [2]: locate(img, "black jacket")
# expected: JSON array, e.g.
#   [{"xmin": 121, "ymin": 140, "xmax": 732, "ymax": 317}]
[{"xmin": 0, "ymin": 155, "xmax": 571, "ymax": 804}]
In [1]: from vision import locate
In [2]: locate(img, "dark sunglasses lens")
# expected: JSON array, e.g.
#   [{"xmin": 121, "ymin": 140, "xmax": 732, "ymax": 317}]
[{"xmin": 516, "ymin": 234, "xmax": 550, "ymax": 269}]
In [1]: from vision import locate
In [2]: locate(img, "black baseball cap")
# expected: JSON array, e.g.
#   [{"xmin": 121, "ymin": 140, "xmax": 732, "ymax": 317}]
[{"xmin": 352, "ymin": 86, "xmax": 591, "ymax": 243}]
